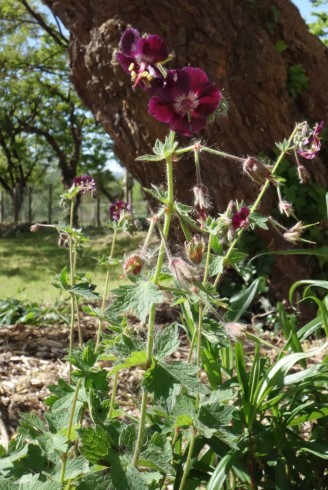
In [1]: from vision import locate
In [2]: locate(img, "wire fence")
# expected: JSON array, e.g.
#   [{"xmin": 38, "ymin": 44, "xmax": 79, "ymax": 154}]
[{"xmin": 0, "ymin": 185, "xmax": 113, "ymax": 227}]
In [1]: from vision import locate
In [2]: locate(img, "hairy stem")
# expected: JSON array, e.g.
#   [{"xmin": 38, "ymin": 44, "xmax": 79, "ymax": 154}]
[
  {"xmin": 213, "ymin": 125, "xmax": 299, "ymax": 289},
  {"xmin": 68, "ymin": 200, "xmax": 75, "ymax": 381},
  {"xmin": 178, "ymin": 428, "xmax": 197, "ymax": 490},
  {"xmin": 95, "ymin": 227, "xmax": 118, "ymax": 352},
  {"xmin": 133, "ymin": 153, "xmax": 174, "ymax": 467},
  {"xmin": 60, "ymin": 379, "xmax": 81, "ymax": 484}
]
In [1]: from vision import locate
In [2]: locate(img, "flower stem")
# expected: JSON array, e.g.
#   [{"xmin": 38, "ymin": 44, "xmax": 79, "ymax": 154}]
[
  {"xmin": 213, "ymin": 125, "xmax": 299, "ymax": 289},
  {"xmin": 132, "ymin": 155, "xmax": 174, "ymax": 467},
  {"xmin": 187, "ymin": 233, "xmax": 213, "ymax": 362},
  {"xmin": 200, "ymin": 145, "xmax": 245, "ymax": 162},
  {"xmin": 178, "ymin": 428, "xmax": 197, "ymax": 490},
  {"xmin": 108, "ymin": 372, "xmax": 119, "ymax": 419},
  {"xmin": 60, "ymin": 379, "xmax": 81, "ymax": 485},
  {"xmin": 95, "ymin": 227, "xmax": 118, "ymax": 352},
  {"xmin": 68, "ymin": 200, "xmax": 75, "ymax": 381}
]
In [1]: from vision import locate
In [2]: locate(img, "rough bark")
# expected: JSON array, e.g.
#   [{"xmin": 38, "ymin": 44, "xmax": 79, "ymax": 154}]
[{"xmin": 43, "ymin": 0, "xmax": 328, "ymax": 296}]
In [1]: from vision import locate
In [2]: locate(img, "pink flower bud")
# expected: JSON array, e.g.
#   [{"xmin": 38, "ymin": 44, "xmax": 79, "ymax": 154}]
[
  {"xmin": 242, "ymin": 157, "xmax": 274, "ymax": 186},
  {"xmin": 193, "ymin": 184, "xmax": 210, "ymax": 222},
  {"xmin": 123, "ymin": 254, "xmax": 145, "ymax": 276},
  {"xmin": 278, "ymin": 200, "xmax": 293, "ymax": 217},
  {"xmin": 30, "ymin": 223, "xmax": 40, "ymax": 233}
]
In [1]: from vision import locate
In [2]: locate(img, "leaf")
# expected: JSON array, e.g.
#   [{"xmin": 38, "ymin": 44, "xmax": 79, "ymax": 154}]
[
  {"xmin": 143, "ymin": 185, "xmax": 168, "ymax": 203},
  {"xmin": 78, "ymin": 425, "xmax": 112, "ymax": 465},
  {"xmin": 224, "ymin": 278, "xmax": 261, "ymax": 322},
  {"xmin": 76, "ymin": 471, "xmax": 113, "ymax": 490},
  {"xmin": 153, "ymin": 323, "xmax": 180, "ymax": 359},
  {"xmin": 53, "ymin": 456, "xmax": 89, "ymax": 481},
  {"xmin": 18, "ymin": 474, "xmax": 61, "ymax": 490},
  {"xmin": 108, "ymin": 282, "xmax": 164, "ymax": 323},
  {"xmin": 108, "ymin": 351, "xmax": 147, "ymax": 375},
  {"xmin": 45, "ymin": 393, "xmax": 84, "ymax": 433},
  {"xmin": 253, "ymin": 341, "xmax": 328, "ymax": 412},
  {"xmin": 139, "ymin": 433, "xmax": 174, "ymax": 473},
  {"xmin": 207, "ymin": 454, "xmax": 233, "ymax": 490},
  {"xmin": 143, "ymin": 360, "xmax": 209, "ymax": 402},
  {"xmin": 208, "ymin": 255, "xmax": 224, "ymax": 278}
]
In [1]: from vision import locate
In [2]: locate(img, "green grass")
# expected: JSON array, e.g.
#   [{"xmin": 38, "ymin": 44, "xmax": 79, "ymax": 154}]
[{"xmin": 0, "ymin": 227, "xmax": 145, "ymax": 304}]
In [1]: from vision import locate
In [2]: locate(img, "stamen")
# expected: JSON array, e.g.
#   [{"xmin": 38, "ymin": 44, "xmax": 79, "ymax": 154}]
[
  {"xmin": 130, "ymin": 71, "xmax": 136, "ymax": 81},
  {"xmin": 128, "ymin": 62, "xmax": 135, "ymax": 72}
]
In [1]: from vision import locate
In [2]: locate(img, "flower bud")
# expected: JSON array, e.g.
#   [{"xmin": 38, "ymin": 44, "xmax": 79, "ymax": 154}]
[
  {"xmin": 58, "ymin": 232, "xmax": 70, "ymax": 248},
  {"xmin": 193, "ymin": 184, "xmax": 210, "ymax": 222},
  {"xmin": 242, "ymin": 157, "xmax": 274, "ymax": 186},
  {"xmin": 297, "ymin": 164, "xmax": 310, "ymax": 183},
  {"xmin": 278, "ymin": 200, "xmax": 293, "ymax": 217},
  {"xmin": 168, "ymin": 257, "xmax": 196, "ymax": 286},
  {"xmin": 30, "ymin": 223, "xmax": 40, "ymax": 233},
  {"xmin": 224, "ymin": 322, "xmax": 246, "ymax": 340},
  {"xmin": 123, "ymin": 254, "xmax": 145, "ymax": 276},
  {"xmin": 185, "ymin": 235, "xmax": 206, "ymax": 265}
]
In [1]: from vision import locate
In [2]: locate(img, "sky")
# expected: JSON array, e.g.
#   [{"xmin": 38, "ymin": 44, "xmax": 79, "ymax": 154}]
[{"xmin": 292, "ymin": 0, "xmax": 316, "ymax": 22}]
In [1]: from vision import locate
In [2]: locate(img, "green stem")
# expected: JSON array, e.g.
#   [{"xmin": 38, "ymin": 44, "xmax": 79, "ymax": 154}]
[
  {"xmin": 108, "ymin": 372, "xmax": 119, "ymax": 419},
  {"xmin": 133, "ymin": 155, "xmax": 174, "ymax": 467},
  {"xmin": 95, "ymin": 228, "xmax": 118, "ymax": 352},
  {"xmin": 187, "ymin": 233, "xmax": 213, "ymax": 362},
  {"xmin": 178, "ymin": 428, "xmax": 197, "ymax": 490},
  {"xmin": 200, "ymin": 145, "xmax": 245, "ymax": 162},
  {"xmin": 68, "ymin": 200, "xmax": 75, "ymax": 381},
  {"xmin": 60, "ymin": 379, "xmax": 81, "ymax": 485}
]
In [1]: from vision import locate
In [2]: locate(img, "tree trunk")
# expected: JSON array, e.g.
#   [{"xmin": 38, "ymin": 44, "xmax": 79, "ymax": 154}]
[
  {"xmin": 44, "ymin": 0, "xmax": 328, "ymax": 297},
  {"xmin": 12, "ymin": 187, "xmax": 24, "ymax": 225}
]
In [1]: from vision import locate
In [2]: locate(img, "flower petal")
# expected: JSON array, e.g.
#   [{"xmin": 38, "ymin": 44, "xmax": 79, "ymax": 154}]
[
  {"xmin": 136, "ymin": 34, "xmax": 169, "ymax": 63},
  {"xmin": 119, "ymin": 28, "xmax": 140, "ymax": 55},
  {"xmin": 148, "ymin": 96, "xmax": 175, "ymax": 123}
]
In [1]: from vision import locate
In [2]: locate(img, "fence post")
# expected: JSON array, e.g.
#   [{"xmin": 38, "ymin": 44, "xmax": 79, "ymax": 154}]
[
  {"xmin": 0, "ymin": 190, "xmax": 3, "ymax": 224},
  {"xmin": 28, "ymin": 187, "xmax": 33, "ymax": 223},
  {"xmin": 48, "ymin": 184, "xmax": 53, "ymax": 224}
]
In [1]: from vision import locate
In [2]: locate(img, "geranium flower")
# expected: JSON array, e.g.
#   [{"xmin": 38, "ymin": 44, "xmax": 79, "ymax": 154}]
[
  {"xmin": 297, "ymin": 121, "xmax": 324, "ymax": 160},
  {"xmin": 148, "ymin": 67, "xmax": 222, "ymax": 136},
  {"xmin": 72, "ymin": 175, "xmax": 96, "ymax": 194},
  {"xmin": 109, "ymin": 200, "xmax": 131, "ymax": 221},
  {"xmin": 231, "ymin": 207, "xmax": 250, "ymax": 230},
  {"xmin": 116, "ymin": 28, "xmax": 169, "ymax": 90}
]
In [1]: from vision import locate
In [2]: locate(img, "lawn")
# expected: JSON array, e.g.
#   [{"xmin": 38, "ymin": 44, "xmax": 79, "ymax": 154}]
[{"xmin": 0, "ymin": 226, "xmax": 145, "ymax": 304}]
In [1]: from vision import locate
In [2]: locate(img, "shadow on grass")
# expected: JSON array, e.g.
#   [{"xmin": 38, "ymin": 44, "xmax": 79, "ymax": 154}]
[{"xmin": 0, "ymin": 227, "xmax": 145, "ymax": 287}]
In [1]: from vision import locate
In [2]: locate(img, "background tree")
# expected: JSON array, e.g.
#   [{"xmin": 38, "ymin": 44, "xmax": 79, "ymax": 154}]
[
  {"xmin": 0, "ymin": 0, "xmax": 116, "ymax": 221},
  {"xmin": 42, "ymin": 0, "xmax": 328, "ymax": 295}
]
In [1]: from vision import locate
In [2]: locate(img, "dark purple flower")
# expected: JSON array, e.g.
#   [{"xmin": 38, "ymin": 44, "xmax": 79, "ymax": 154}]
[
  {"xmin": 231, "ymin": 207, "xmax": 250, "ymax": 230},
  {"xmin": 297, "ymin": 121, "xmax": 324, "ymax": 160},
  {"xmin": 109, "ymin": 200, "xmax": 131, "ymax": 221},
  {"xmin": 116, "ymin": 28, "xmax": 169, "ymax": 91},
  {"xmin": 72, "ymin": 175, "xmax": 96, "ymax": 194},
  {"xmin": 148, "ymin": 67, "xmax": 222, "ymax": 136}
]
